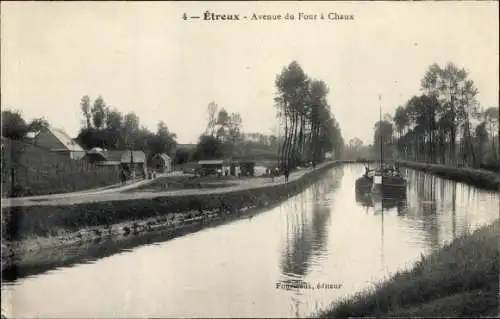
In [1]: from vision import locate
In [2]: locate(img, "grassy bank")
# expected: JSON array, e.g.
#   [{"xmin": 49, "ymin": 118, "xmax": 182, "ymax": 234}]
[
  {"xmin": 398, "ymin": 160, "xmax": 500, "ymax": 191},
  {"xmin": 1, "ymin": 161, "xmax": 337, "ymax": 272},
  {"xmin": 317, "ymin": 219, "xmax": 499, "ymax": 318}
]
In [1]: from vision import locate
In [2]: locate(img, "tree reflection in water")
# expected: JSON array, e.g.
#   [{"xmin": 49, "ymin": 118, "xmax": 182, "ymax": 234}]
[
  {"xmin": 278, "ymin": 167, "xmax": 344, "ymax": 317},
  {"xmin": 405, "ymin": 169, "xmax": 459, "ymax": 251}
]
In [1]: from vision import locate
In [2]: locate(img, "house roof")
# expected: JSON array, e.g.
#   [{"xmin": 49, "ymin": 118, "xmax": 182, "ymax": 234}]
[
  {"xmin": 30, "ymin": 127, "xmax": 84, "ymax": 152},
  {"xmin": 47, "ymin": 127, "xmax": 84, "ymax": 152},
  {"xmin": 152, "ymin": 153, "xmax": 171, "ymax": 162},
  {"xmin": 198, "ymin": 160, "xmax": 224, "ymax": 165},
  {"xmin": 85, "ymin": 149, "xmax": 146, "ymax": 163}
]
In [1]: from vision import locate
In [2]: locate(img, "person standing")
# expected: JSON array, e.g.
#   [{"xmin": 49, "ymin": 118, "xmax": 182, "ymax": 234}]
[{"xmin": 120, "ymin": 169, "xmax": 127, "ymax": 184}]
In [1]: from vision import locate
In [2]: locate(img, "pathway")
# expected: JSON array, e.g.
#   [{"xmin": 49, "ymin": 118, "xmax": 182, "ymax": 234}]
[{"xmin": 1, "ymin": 163, "xmax": 334, "ymax": 208}]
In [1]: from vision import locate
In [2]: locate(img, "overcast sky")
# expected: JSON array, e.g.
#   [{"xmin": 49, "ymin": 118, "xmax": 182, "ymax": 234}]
[{"xmin": 1, "ymin": 1, "xmax": 498, "ymax": 145}]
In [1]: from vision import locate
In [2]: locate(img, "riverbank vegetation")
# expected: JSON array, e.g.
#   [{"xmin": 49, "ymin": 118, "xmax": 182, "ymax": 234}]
[
  {"xmin": 399, "ymin": 160, "xmax": 500, "ymax": 190},
  {"xmin": 343, "ymin": 62, "xmax": 499, "ymax": 174},
  {"xmin": 390, "ymin": 63, "xmax": 499, "ymax": 172},
  {"xmin": 318, "ymin": 219, "xmax": 499, "ymax": 318}
]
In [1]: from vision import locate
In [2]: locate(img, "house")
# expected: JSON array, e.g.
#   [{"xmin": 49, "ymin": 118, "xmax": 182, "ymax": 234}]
[
  {"xmin": 150, "ymin": 153, "xmax": 172, "ymax": 172},
  {"xmin": 83, "ymin": 148, "xmax": 147, "ymax": 177},
  {"xmin": 30, "ymin": 127, "xmax": 85, "ymax": 160}
]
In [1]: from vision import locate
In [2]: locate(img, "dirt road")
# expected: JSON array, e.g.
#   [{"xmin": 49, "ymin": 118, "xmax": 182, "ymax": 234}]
[{"xmin": 1, "ymin": 165, "xmax": 327, "ymax": 208}]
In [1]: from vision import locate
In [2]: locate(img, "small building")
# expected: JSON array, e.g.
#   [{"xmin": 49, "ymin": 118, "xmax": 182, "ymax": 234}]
[
  {"xmin": 150, "ymin": 153, "xmax": 172, "ymax": 172},
  {"xmin": 29, "ymin": 127, "xmax": 85, "ymax": 160},
  {"xmin": 198, "ymin": 159, "xmax": 223, "ymax": 176},
  {"xmin": 83, "ymin": 149, "xmax": 147, "ymax": 177}
]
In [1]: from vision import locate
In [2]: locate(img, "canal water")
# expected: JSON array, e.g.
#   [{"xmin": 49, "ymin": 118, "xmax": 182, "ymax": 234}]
[{"xmin": 2, "ymin": 164, "xmax": 499, "ymax": 318}]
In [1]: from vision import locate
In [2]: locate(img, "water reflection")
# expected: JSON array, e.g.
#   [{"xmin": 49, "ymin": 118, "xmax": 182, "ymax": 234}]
[
  {"xmin": 403, "ymin": 168, "xmax": 498, "ymax": 251},
  {"xmin": 355, "ymin": 189, "xmax": 408, "ymax": 214},
  {"xmin": 279, "ymin": 168, "xmax": 343, "ymax": 317},
  {"xmin": 1, "ymin": 164, "xmax": 498, "ymax": 318},
  {"xmin": 280, "ymin": 169, "xmax": 342, "ymax": 279}
]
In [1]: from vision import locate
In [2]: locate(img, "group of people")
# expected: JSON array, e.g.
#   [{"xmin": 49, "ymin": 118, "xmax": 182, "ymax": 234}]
[
  {"xmin": 216, "ymin": 168, "xmax": 231, "ymax": 178},
  {"xmin": 120, "ymin": 166, "xmax": 157, "ymax": 184}
]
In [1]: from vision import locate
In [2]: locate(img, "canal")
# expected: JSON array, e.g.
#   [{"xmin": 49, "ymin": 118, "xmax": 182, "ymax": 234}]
[{"xmin": 2, "ymin": 164, "xmax": 499, "ymax": 318}]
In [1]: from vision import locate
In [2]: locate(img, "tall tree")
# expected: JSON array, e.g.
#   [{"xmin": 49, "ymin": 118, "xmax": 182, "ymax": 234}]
[
  {"xmin": 105, "ymin": 108, "xmax": 123, "ymax": 130},
  {"xmin": 205, "ymin": 102, "xmax": 219, "ymax": 136},
  {"xmin": 91, "ymin": 96, "xmax": 107, "ymax": 129},
  {"xmin": 225, "ymin": 112, "xmax": 243, "ymax": 156},
  {"xmin": 275, "ymin": 62, "xmax": 344, "ymax": 169},
  {"xmin": 215, "ymin": 108, "xmax": 230, "ymax": 141},
  {"xmin": 148, "ymin": 121, "xmax": 177, "ymax": 155},
  {"xmin": 193, "ymin": 134, "xmax": 224, "ymax": 160},
  {"xmin": 122, "ymin": 112, "xmax": 140, "ymax": 147},
  {"xmin": 80, "ymin": 95, "xmax": 92, "ymax": 129},
  {"xmin": 275, "ymin": 61, "xmax": 310, "ymax": 169},
  {"xmin": 483, "ymin": 107, "xmax": 499, "ymax": 162}
]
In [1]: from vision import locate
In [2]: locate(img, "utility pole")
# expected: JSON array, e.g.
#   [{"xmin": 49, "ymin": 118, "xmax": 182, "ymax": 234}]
[{"xmin": 379, "ymin": 94, "xmax": 383, "ymax": 168}]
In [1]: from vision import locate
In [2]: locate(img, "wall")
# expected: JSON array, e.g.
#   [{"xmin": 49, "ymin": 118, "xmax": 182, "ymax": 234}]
[{"xmin": 1, "ymin": 138, "xmax": 121, "ymax": 197}]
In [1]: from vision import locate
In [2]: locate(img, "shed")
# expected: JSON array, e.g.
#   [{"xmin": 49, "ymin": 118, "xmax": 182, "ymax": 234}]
[
  {"xmin": 83, "ymin": 149, "xmax": 147, "ymax": 177},
  {"xmin": 198, "ymin": 159, "xmax": 223, "ymax": 175},
  {"xmin": 150, "ymin": 153, "xmax": 172, "ymax": 172}
]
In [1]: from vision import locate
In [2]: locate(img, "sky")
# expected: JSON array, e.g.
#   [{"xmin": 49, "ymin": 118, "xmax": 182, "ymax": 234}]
[{"xmin": 1, "ymin": 1, "xmax": 498, "ymax": 145}]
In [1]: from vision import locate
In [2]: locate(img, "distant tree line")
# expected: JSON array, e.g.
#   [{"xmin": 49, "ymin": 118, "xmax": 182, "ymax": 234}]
[
  {"xmin": 274, "ymin": 61, "xmax": 344, "ymax": 170},
  {"xmin": 174, "ymin": 102, "xmax": 279, "ymax": 165},
  {"xmin": 76, "ymin": 95, "xmax": 177, "ymax": 156},
  {"xmin": 372, "ymin": 62, "xmax": 499, "ymax": 170},
  {"xmin": 343, "ymin": 137, "xmax": 373, "ymax": 161}
]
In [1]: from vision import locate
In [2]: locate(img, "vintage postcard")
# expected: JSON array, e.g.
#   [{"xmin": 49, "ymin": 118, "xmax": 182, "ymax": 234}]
[{"xmin": 1, "ymin": 1, "xmax": 499, "ymax": 318}]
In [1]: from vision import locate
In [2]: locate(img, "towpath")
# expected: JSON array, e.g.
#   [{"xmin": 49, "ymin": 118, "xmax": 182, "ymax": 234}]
[{"xmin": 1, "ymin": 162, "xmax": 334, "ymax": 208}]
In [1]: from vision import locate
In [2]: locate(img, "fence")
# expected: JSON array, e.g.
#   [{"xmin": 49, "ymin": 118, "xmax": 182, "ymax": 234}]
[{"xmin": 1, "ymin": 138, "xmax": 121, "ymax": 197}]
